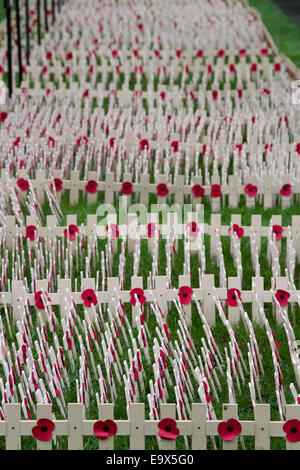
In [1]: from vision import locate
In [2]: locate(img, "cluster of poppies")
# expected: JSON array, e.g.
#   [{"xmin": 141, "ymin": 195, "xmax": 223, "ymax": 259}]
[{"xmin": 30, "ymin": 416, "xmax": 300, "ymax": 443}]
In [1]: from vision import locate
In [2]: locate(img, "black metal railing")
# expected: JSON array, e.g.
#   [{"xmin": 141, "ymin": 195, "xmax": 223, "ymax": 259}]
[{"xmin": 3, "ymin": 0, "xmax": 64, "ymax": 98}]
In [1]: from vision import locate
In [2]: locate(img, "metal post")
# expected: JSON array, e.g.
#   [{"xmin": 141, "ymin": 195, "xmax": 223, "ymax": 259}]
[
  {"xmin": 15, "ymin": 0, "xmax": 23, "ymax": 86},
  {"xmin": 37, "ymin": 0, "xmax": 41, "ymax": 45},
  {"xmin": 4, "ymin": 0, "xmax": 13, "ymax": 98},
  {"xmin": 44, "ymin": 0, "xmax": 48, "ymax": 33}
]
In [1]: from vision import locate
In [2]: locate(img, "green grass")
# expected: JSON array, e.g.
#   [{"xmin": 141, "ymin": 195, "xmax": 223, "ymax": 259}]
[
  {"xmin": 248, "ymin": 0, "xmax": 300, "ymax": 68},
  {"xmin": 0, "ymin": 4, "xmax": 5, "ymax": 23}
]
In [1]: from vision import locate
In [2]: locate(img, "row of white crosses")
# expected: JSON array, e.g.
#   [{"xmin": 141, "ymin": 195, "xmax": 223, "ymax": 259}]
[
  {"xmin": 1, "ymin": 243, "xmax": 300, "ymax": 444},
  {"xmin": 25, "ymin": 56, "xmax": 290, "ymax": 97},
  {"xmin": 21, "ymin": 0, "xmax": 263, "ymax": 58}
]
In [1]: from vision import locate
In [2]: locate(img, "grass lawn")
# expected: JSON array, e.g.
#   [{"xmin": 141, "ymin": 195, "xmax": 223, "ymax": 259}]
[{"xmin": 248, "ymin": 0, "xmax": 300, "ymax": 67}]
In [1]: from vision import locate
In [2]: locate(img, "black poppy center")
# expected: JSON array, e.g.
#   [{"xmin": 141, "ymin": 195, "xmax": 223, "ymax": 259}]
[
  {"xmin": 279, "ymin": 294, "xmax": 285, "ymax": 299},
  {"xmin": 274, "ymin": 230, "xmax": 278, "ymax": 234},
  {"xmin": 103, "ymin": 425, "xmax": 110, "ymax": 432},
  {"xmin": 30, "ymin": 230, "xmax": 34, "ymax": 235},
  {"xmin": 214, "ymin": 188, "xmax": 218, "ymax": 192},
  {"xmin": 284, "ymin": 186, "xmax": 288, "ymax": 191},
  {"xmin": 87, "ymin": 295, "xmax": 93, "ymax": 301},
  {"xmin": 137, "ymin": 294, "xmax": 140, "ymax": 299},
  {"xmin": 227, "ymin": 426, "xmax": 234, "ymax": 432},
  {"xmin": 70, "ymin": 229, "xmax": 74, "ymax": 234},
  {"xmin": 231, "ymin": 294, "xmax": 236, "ymax": 299},
  {"xmin": 195, "ymin": 188, "xmax": 200, "ymax": 193},
  {"xmin": 291, "ymin": 427, "xmax": 297, "ymax": 434},
  {"xmin": 192, "ymin": 226, "xmax": 196, "ymax": 232},
  {"xmin": 41, "ymin": 426, "xmax": 48, "ymax": 432},
  {"xmin": 165, "ymin": 426, "xmax": 171, "ymax": 432},
  {"xmin": 183, "ymin": 292, "xmax": 188, "ymax": 298}
]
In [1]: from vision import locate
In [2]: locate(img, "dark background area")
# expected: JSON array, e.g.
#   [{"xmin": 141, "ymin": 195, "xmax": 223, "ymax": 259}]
[{"xmin": 272, "ymin": 0, "xmax": 300, "ymax": 28}]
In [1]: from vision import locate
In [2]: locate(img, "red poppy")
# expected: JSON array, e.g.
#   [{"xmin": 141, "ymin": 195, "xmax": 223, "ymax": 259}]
[
  {"xmin": 296, "ymin": 143, "xmax": 300, "ymax": 154},
  {"xmin": 217, "ymin": 49, "xmax": 225, "ymax": 57},
  {"xmin": 274, "ymin": 63, "xmax": 281, "ymax": 72},
  {"xmin": 274, "ymin": 289, "xmax": 290, "ymax": 307},
  {"xmin": 283, "ymin": 419, "xmax": 300, "ymax": 443},
  {"xmin": 263, "ymin": 88, "xmax": 270, "ymax": 95},
  {"xmin": 66, "ymin": 52, "xmax": 73, "ymax": 60},
  {"xmin": 238, "ymin": 49, "xmax": 246, "ymax": 56},
  {"xmin": 41, "ymin": 66, "xmax": 48, "ymax": 75},
  {"xmin": 250, "ymin": 63, "xmax": 257, "ymax": 72},
  {"xmin": 17, "ymin": 178, "xmax": 29, "ymax": 191},
  {"xmin": 65, "ymin": 66, "xmax": 71, "ymax": 75},
  {"xmin": 130, "ymin": 288, "xmax": 146, "ymax": 306},
  {"xmin": 32, "ymin": 418, "xmax": 55, "ymax": 441},
  {"xmin": 178, "ymin": 286, "xmax": 193, "ymax": 305},
  {"xmin": 77, "ymin": 136, "xmax": 88, "ymax": 147},
  {"xmin": 265, "ymin": 145, "xmax": 273, "ymax": 156},
  {"xmin": 147, "ymin": 223, "xmax": 158, "ymax": 239},
  {"xmin": 85, "ymin": 180, "xmax": 98, "ymax": 194},
  {"xmin": 212, "ymin": 90, "xmax": 218, "ymax": 100},
  {"xmin": 207, "ymin": 65, "xmax": 213, "ymax": 73},
  {"xmin": 229, "ymin": 224, "xmax": 244, "ymax": 239},
  {"xmin": 229, "ymin": 64, "xmax": 236, "ymax": 73},
  {"xmin": 137, "ymin": 23, "xmax": 143, "ymax": 31},
  {"xmin": 112, "ymin": 49, "xmax": 118, "ymax": 57},
  {"xmin": 237, "ymin": 89, "xmax": 243, "ymax": 99},
  {"xmin": 280, "ymin": 184, "xmax": 291, "ymax": 196},
  {"xmin": 83, "ymin": 89, "xmax": 89, "ymax": 98},
  {"xmin": 0, "ymin": 112, "xmax": 8, "ymax": 122},
  {"xmin": 218, "ymin": 418, "xmax": 242, "ymax": 441},
  {"xmin": 52, "ymin": 178, "xmax": 63, "ymax": 192},
  {"xmin": 153, "ymin": 49, "xmax": 160, "ymax": 57},
  {"xmin": 94, "ymin": 420, "xmax": 117, "ymax": 440},
  {"xmin": 192, "ymin": 184, "xmax": 205, "ymax": 198},
  {"xmin": 35, "ymin": 291, "xmax": 51, "ymax": 310},
  {"xmin": 140, "ymin": 139, "xmax": 149, "ymax": 151},
  {"xmin": 175, "ymin": 49, "xmax": 182, "ymax": 58},
  {"xmin": 171, "ymin": 141, "xmax": 179, "ymax": 152},
  {"xmin": 196, "ymin": 49, "xmax": 203, "ymax": 57},
  {"xmin": 158, "ymin": 418, "xmax": 179, "ymax": 439},
  {"xmin": 186, "ymin": 222, "xmax": 199, "ymax": 238},
  {"xmin": 46, "ymin": 51, "xmax": 52, "ymax": 60},
  {"xmin": 260, "ymin": 48, "xmax": 268, "ymax": 55},
  {"xmin": 121, "ymin": 182, "xmax": 133, "ymax": 195},
  {"xmin": 244, "ymin": 184, "xmax": 257, "ymax": 197},
  {"xmin": 81, "ymin": 289, "xmax": 98, "ymax": 308},
  {"xmin": 211, "ymin": 184, "xmax": 222, "ymax": 197},
  {"xmin": 226, "ymin": 288, "xmax": 242, "ymax": 307},
  {"xmin": 157, "ymin": 183, "xmax": 169, "ymax": 197},
  {"xmin": 160, "ymin": 91, "xmax": 166, "ymax": 101},
  {"xmin": 26, "ymin": 225, "xmax": 37, "ymax": 241},
  {"xmin": 48, "ymin": 137, "xmax": 55, "ymax": 148},
  {"xmin": 64, "ymin": 224, "xmax": 79, "ymax": 240},
  {"xmin": 272, "ymin": 225, "xmax": 283, "ymax": 241},
  {"xmin": 106, "ymin": 224, "xmax": 119, "ymax": 239}
]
